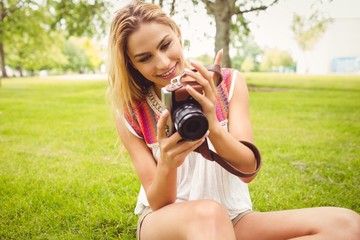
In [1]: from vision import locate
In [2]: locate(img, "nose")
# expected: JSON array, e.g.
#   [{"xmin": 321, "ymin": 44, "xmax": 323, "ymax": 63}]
[{"xmin": 156, "ymin": 52, "xmax": 170, "ymax": 70}]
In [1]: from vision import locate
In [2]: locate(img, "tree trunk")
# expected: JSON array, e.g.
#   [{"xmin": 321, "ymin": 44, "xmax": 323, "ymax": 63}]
[
  {"xmin": 0, "ymin": 42, "xmax": 7, "ymax": 80},
  {"xmin": 214, "ymin": 14, "xmax": 232, "ymax": 67},
  {"xmin": 210, "ymin": 1, "xmax": 233, "ymax": 67},
  {"xmin": 16, "ymin": 66, "xmax": 23, "ymax": 77}
]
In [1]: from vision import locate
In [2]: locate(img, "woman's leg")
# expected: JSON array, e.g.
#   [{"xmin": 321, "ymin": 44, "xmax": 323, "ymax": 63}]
[
  {"xmin": 234, "ymin": 207, "xmax": 360, "ymax": 240},
  {"xmin": 140, "ymin": 200, "xmax": 236, "ymax": 240}
]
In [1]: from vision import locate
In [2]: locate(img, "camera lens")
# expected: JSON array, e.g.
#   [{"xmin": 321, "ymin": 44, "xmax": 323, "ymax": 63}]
[{"xmin": 173, "ymin": 103, "xmax": 208, "ymax": 141}]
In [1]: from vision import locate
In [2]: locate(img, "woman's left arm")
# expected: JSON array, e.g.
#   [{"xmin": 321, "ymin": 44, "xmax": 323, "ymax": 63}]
[
  {"xmin": 209, "ymin": 71, "xmax": 258, "ymax": 182},
  {"xmin": 185, "ymin": 61, "xmax": 258, "ymax": 182}
]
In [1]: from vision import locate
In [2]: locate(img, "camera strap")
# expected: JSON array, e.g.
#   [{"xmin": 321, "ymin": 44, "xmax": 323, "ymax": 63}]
[
  {"xmin": 205, "ymin": 64, "xmax": 223, "ymax": 86},
  {"xmin": 195, "ymin": 140, "xmax": 262, "ymax": 178}
]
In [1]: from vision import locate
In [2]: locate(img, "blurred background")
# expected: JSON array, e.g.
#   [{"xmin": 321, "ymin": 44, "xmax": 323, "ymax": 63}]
[{"xmin": 1, "ymin": 0, "xmax": 359, "ymax": 78}]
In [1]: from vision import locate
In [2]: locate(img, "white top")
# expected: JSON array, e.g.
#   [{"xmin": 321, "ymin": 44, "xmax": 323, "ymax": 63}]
[{"xmin": 123, "ymin": 70, "xmax": 252, "ymax": 220}]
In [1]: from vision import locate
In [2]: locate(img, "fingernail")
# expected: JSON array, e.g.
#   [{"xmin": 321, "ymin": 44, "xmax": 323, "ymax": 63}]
[{"xmin": 186, "ymin": 85, "xmax": 193, "ymax": 90}]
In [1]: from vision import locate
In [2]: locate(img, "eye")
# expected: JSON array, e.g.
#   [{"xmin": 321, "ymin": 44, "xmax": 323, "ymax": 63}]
[
  {"xmin": 139, "ymin": 55, "xmax": 151, "ymax": 63},
  {"xmin": 160, "ymin": 41, "xmax": 171, "ymax": 51}
]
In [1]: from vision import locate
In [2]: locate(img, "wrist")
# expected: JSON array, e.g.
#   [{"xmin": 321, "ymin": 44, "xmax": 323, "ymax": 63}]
[
  {"xmin": 208, "ymin": 120, "xmax": 223, "ymax": 138},
  {"xmin": 157, "ymin": 159, "xmax": 178, "ymax": 175}
]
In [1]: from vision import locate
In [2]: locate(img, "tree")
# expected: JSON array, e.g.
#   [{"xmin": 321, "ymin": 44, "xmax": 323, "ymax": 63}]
[
  {"xmin": 0, "ymin": 0, "xmax": 110, "ymax": 79},
  {"xmin": 291, "ymin": 13, "xmax": 331, "ymax": 51},
  {"xmin": 7, "ymin": 31, "xmax": 68, "ymax": 76},
  {"xmin": 48, "ymin": 0, "xmax": 109, "ymax": 37},
  {"xmin": 260, "ymin": 48, "xmax": 295, "ymax": 72},
  {"xmin": 241, "ymin": 56, "xmax": 255, "ymax": 72},
  {"xmin": 0, "ymin": 0, "xmax": 37, "ymax": 78},
  {"xmin": 5, "ymin": 4, "xmax": 66, "ymax": 76},
  {"xmin": 149, "ymin": 0, "xmax": 279, "ymax": 67},
  {"xmin": 76, "ymin": 37, "xmax": 103, "ymax": 71},
  {"xmin": 63, "ymin": 39, "xmax": 88, "ymax": 74},
  {"xmin": 290, "ymin": 1, "xmax": 332, "ymax": 73},
  {"xmin": 232, "ymin": 36, "xmax": 263, "ymax": 71},
  {"xmin": 62, "ymin": 37, "xmax": 103, "ymax": 73},
  {"xmin": 194, "ymin": 54, "xmax": 213, "ymax": 66},
  {"xmin": 192, "ymin": 0, "xmax": 279, "ymax": 67}
]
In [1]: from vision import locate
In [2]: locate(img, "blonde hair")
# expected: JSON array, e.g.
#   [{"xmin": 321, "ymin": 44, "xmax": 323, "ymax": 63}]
[{"xmin": 108, "ymin": 0, "xmax": 181, "ymax": 113}]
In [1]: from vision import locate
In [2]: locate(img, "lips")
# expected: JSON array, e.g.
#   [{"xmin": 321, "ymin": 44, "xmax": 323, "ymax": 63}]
[{"xmin": 157, "ymin": 64, "xmax": 177, "ymax": 79}]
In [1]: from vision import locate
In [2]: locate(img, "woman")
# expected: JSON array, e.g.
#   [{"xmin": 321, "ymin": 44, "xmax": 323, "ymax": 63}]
[{"xmin": 108, "ymin": 1, "xmax": 360, "ymax": 239}]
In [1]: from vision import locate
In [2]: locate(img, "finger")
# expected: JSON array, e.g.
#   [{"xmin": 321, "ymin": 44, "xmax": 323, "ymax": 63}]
[
  {"xmin": 189, "ymin": 60, "xmax": 213, "ymax": 84},
  {"xmin": 185, "ymin": 84, "xmax": 203, "ymax": 103},
  {"xmin": 212, "ymin": 49, "xmax": 223, "ymax": 86},
  {"xmin": 214, "ymin": 49, "xmax": 223, "ymax": 66},
  {"xmin": 157, "ymin": 109, "xmax": 170, "ymax": 140},
  {"xmin": 177, "ymin": 131, "xmax": 209, "ymax": 155},
  {"xmin": 184, "ymin": 70, "xmax": 217, "ymax": 108},
  {"xmin": 168, "ymin": 131, "xmax": 183, "ymax": 143},
  {"xmin": 184, "ymin": 67, "xmax": 212, "ymax": 90}
]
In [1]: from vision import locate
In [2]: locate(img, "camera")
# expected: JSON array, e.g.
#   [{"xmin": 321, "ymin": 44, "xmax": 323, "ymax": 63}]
[{"xmin": 161, "ymin": 73, "xmax": 208, "ymax": 141}]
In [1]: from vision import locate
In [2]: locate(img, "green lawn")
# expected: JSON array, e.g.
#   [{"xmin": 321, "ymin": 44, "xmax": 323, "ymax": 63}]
[{"xmin": 0, "ymin": 74, "xmax": 359, "ymax": 239}]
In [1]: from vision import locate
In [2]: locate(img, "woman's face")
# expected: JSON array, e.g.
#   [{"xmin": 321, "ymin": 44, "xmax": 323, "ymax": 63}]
[{"xmin": 127, "ymin": 22, "xmax": 185, "ymax": 93}]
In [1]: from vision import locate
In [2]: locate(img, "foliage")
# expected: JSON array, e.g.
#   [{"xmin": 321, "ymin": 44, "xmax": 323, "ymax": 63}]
[
  {"xmin": 77, "ymin": 37, "xmax": 104, "ymax": 71},
  {"xmin": 232, "ymin": 36, "xmax": 263, "ymax": 72},
  {"xmin": 260, "ymin": 48, "xmax": 295, "ymax": 72},
  {"xmin": 1, "ymin": 74, "xmax": 359, "ymax": 239},
  {"xmin": 7, "ymin": 30, "xmax": 67, "ymax": 74},
  {"xmin": 241, "ymin": 56, "xmax": 255, "ymax": 72},
  {"xmin": 48, "ymin": 0, "xmax": 110, "ymax": 37},
  {"xmin": 291, "ymin": 13, "xmax": 332, "ymax": 52},
  {"xmin": 62, "ymin": 37, "xmax": 103, "ymax": 73},
  {"xmin": 0, "ymin": 0, "xmax": 110, "ymax": 78},
  {"xmin": 194, "ymin": 54, "xmax": 213, "ymax": 66},
  {"xmin": 63, "ymin": 39, "xmax": 88, "ymax": 73}
]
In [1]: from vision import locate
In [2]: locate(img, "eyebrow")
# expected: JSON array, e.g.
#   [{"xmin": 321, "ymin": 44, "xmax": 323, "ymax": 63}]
[{"xmin": 133, "ymin": 34, "xmax": 170, "ymax": 59}]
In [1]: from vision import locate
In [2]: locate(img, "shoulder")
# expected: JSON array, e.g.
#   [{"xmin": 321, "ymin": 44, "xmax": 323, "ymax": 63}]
[
  {"xmin": 219, "ymin": 68, "xmax": 245, "ymax": 101},
  {"xmin": 122, "ymin": 93, "xmax": 160, "ymax": 145}
]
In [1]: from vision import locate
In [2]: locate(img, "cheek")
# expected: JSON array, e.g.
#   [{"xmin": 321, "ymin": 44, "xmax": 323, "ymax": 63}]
[
  {"xmin": 170, "ymin": 42, "xmax": 184, "ymax": 60},
  {"xmin": 137, "ymin": 64, "xmax": 157, "ymax": 80}
]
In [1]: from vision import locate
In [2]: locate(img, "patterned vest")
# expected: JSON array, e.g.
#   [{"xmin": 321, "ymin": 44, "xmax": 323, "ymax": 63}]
[{"xmin": 124, "ymin": 68, "xmax": 233, "ymax": 147}]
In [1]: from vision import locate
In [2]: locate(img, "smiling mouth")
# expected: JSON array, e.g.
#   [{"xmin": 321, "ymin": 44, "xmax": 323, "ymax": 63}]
[{"xmin": 158, "ymin": 64, "xmax": 177, "ymax": 78}]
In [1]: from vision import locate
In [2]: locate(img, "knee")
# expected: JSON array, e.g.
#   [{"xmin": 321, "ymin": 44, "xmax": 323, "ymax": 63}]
[
  {"xmin": 191, "ymin": 200, "xmax": 230, "ymax": 227},
  {"xmin": 184, "ymin": 200, "xmax": 235, "ymax": 239},
  {"xmin": 320, "ymin": 207, "xmax": 360, "ymax": 239},
  {"xmin": 193, "ymin": 200, "xmax": 229, "ymax": 223},
  {"xmin": 330, "ymin": 208, "xmax": 360, "ymax": 239}
]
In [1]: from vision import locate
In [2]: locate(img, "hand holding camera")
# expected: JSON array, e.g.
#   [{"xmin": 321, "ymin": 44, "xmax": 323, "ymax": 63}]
[{"xmin": 161, "ymin": 64, "xmax": 223, "ymax": 141}]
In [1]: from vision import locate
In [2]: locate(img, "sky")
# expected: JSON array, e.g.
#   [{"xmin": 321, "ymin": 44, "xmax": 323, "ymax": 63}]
[{"xmin": 110, "ymin": 0, "xmax": 360, "ymax": 60}]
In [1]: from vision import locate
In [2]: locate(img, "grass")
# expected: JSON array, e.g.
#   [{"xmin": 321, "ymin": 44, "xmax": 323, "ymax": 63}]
[
  {"xmin": 245, "ymin": 73, "xmax": 360, "ymax": 211},
  {"xmin": 0, "ymin": 73, "xmax": 359, "ymax": 239}
]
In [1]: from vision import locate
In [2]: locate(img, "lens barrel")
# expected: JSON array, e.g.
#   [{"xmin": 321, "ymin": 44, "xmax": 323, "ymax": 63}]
[{"xmin": 173, "ymin": 103, "xmax": 208, "ymax": 141}]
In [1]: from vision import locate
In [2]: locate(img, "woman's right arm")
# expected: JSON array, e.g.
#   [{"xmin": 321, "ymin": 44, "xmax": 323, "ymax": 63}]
[
  {"xmin": 115, "ymin": 110, "xmax": 207, "ymax": 211},
  {"xmin": 115, "ymin": 113, "xmax": 177, "ymax": 210}
]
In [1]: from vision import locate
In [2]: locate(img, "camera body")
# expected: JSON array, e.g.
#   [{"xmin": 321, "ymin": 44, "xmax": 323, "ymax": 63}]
[{"xmin": 161, "ymin": 73, "xmax": 208, "ymax": 141}]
